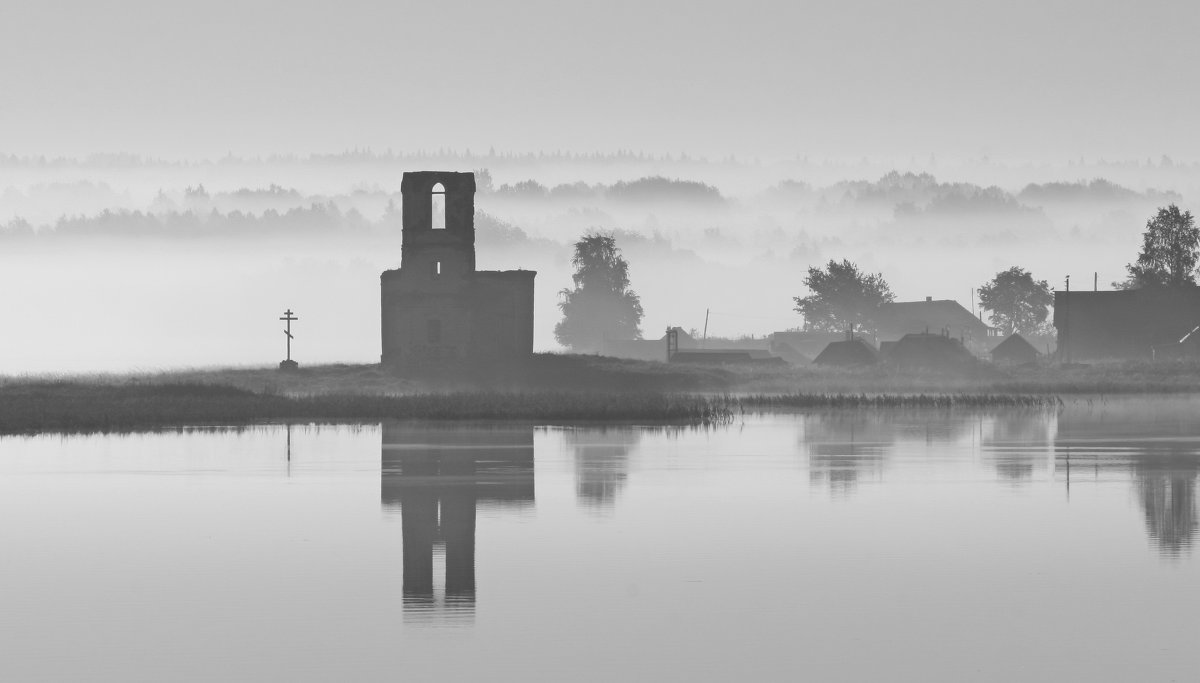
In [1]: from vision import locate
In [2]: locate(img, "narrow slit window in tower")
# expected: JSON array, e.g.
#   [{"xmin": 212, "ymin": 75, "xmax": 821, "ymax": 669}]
[
  {"xmin": 432, "ymin": 260, "xmax": 442, "ymax": 278},
  {"xmin": 431, "ymin": 183, "xmax": 446, "ymax": 229}
]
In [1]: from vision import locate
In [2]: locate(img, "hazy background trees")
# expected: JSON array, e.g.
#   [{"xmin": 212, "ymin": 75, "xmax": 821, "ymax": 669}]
[
  {"xmin": 555, "ymin": 233, "xmax": 644, "ymax": 352},
  {"xmin": 1120, "ymin": 204, "xmax": 1199, "ymax": 289},
  {"xmin": 978, "ymin": 267, "xmax": 1053, "ymax": 336},
  {"xmin": 794, "ymin": 259, "xmax": 894, "ymax": 334}
]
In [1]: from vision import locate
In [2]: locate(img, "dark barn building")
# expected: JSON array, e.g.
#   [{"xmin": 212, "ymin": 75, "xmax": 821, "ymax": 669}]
[
  {"xmin": 889, "ymin": 332, "xmax": 977, "ymax": 372},
  {"xmin": 813, "ymin": 337, "xmax": 880, "ymax": 367},
  {"xmin": 381, "ymin": 172, "xmax": 535, "ymax": 368},
  {"xmin": 990, "ymin": 333, "xmax": 1040, "ymax": 365},
  {"xmin": 876, "ymin": 298, "xmax": 993, "ymax": 343},
  {"xmin": 1055, "ymin": 289, "xmax": 1200, "ymax": 361}
]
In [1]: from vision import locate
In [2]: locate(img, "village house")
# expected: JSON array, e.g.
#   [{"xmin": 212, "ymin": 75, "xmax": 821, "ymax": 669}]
[
  {"xmin": 875, "ymin": 297, "xmax": 995, "ymax": 348},
  {"xmin": 813, "ymin": 335, "xmax": 880, "ymax": 367},
  {"xmin": 1054, "ymin": 288, "xmax": 1200, "ymax": 361},
  {"xmin": 990, "ymin": 333, "xmax": 1040, "ymax": 365},
  {"xmin": 602, "ymin": 328, "xmax": 781, "ymax": 364}
]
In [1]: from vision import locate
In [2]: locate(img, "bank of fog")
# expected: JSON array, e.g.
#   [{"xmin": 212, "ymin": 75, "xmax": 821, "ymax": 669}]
[{"xmin": 0, "ymin": 166, "xmax": 1191, "ymax": 372}]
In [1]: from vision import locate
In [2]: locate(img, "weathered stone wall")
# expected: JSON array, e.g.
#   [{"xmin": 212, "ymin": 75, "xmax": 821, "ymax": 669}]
[{"xmin": 381, "ymin": 171, "xmax": 536, "ymax": 369}]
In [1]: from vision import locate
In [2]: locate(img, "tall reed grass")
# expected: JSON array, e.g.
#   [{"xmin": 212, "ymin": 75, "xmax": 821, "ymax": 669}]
[{"xmin": 0, "ymin": 381, "xmax": 737, "ymax": 434}]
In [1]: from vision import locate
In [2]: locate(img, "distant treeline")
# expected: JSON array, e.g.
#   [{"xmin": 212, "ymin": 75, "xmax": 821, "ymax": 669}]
[
  {"xmin": 0, "ymin": 204, "xmax": 537, "ymax": 245},
  {"xmin": 0, "ymin": 148, "xmax": 726, "ymax": 169},
  {"xmin": 3, "ymin": 149, "xmax": 1199, "ymax": 170},
  {"xmin": 491, "ymin": 175, "xmax": 724, "ymax": 204},
  {"xmin": 0, "ymin": 171, "xmax": 1183, "ymax": 241},
  {"xmin": 764, "ymin": 171, "xmax": 1181, "ymax": 218}
]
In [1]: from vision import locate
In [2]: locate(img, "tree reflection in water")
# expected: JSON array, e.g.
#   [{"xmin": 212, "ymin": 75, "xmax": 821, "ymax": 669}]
[
  {"xmin": 1056, "ymin": 398, "xmax": 1200, "ymax": 560},
  {"xmin": 1134, "ymin": 452, "xmax": 1198, "ymax": 558},
  {"xmin": 380, "ymin": 424, "xmax": 534, "ymax": 622},
  {"xmin": 565, "ymin": 427, "xmax": 640, "ymax": 511},
  {"xmin": 981, "ymin": 413, "xmax": 1055, "ymax": 484},
  {"xmin": 802, "ymin": 414, "xmax": 891, "ymax": 497}
]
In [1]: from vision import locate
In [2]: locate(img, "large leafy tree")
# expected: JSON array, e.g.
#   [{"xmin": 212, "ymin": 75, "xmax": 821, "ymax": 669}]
[
  {"xmin": 555, "ymin": 233, "xmax": 644, "ymax": 351},
  {"xmin": 978, "ymin": 266, "xmax": 1053, "ymax": 335},
  {"xmin": 1120, "ymin": 204, "xmax": 1199, "ymax": 289},
  {"xmin": 793, "ymin": 259, "xmax": 894, "ymax": 333}
]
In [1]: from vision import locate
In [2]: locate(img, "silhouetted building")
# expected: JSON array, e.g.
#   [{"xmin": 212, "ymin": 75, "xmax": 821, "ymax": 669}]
[
  {"xmin": 603, "ymin": 327, "xmax": 783, "ymax": 364},
  {"xmin": 876, "ymin": 297, "xmax": 994, "ymax": 347},
  {"xmin": 813, "ymin": 337, "xmax": 880, "ymax": 366},
  {"xmin": 381, "ymin": 172, "xmax": 535, "ymax": 368},
  {"xmin": 769, "ymin": 330, "xmax": 846, "ymax": 362},
  {"xmin": 670, "ymin": 349, "xmax": 785, "ymax": 365},
  {"xmin": 990, "ymin": 333, "xmax": 1040, "ymax": 365},
  {"xmin": 888, "ymin": 331, "xmax": 977, "ymax": 372},
  {"xmin": 1054, "ymin": 289, "xmax": 1200, "ymax": 361},
  {"xmin": 381, "ymin": 425, "xmax": 535, "ymax": 619}
]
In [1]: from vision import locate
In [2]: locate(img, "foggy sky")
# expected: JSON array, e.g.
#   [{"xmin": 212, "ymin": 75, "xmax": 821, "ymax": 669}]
[{"xmin": 2, "ymin": 0, "xmax": 1198, "ymax": 161}]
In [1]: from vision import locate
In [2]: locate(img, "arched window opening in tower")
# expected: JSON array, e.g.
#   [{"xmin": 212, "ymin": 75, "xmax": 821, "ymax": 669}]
[{"xmin": 431, "ymin": 183, "xmax": 446, "ymax": 229}]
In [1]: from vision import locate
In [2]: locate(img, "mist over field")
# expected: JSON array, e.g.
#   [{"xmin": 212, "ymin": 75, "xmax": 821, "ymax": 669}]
[
  {"xmin": 1, "ymin": 152, "xmax": 1196, "ymax": 373},
  {"xmin": 2, "ymin": 0, "xmax": 1199, "ymax": 372}
]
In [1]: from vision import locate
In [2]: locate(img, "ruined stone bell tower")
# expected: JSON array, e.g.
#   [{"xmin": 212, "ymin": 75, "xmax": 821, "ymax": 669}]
[
  {"xmin": 399, "ymin": 171, "xmax": 477, "ymax": 275},
  {"xmin": 381, "ymin": 171, "xmax": 536, "ymax": 369}
]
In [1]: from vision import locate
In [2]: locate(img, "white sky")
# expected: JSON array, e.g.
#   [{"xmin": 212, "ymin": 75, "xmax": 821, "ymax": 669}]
[{"xmin": 1, "ymin": 0, "xmax": 1198, "ymax": 161}]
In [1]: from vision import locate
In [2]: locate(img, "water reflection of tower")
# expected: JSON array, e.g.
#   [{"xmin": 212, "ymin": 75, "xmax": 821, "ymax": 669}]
[{"xmin": 381, "ymin": 425, "xmax": 534, "ymax": 620}]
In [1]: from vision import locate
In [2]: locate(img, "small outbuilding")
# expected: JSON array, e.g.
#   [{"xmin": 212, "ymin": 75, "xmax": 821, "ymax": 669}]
[
  {"xmin": 813, "ymin": 338, "xmax": 880, "ymax": 367},
  {"xmin": 990, "ymin": 333, "xmax": 1039, "ymax": 365},
  {"xmin": 670, "ymin": 349, "xmax": 786, "ymax": 365},
  {"xmin": 889, "ymin": 332, "xmax": 976, "ymax": 372}
]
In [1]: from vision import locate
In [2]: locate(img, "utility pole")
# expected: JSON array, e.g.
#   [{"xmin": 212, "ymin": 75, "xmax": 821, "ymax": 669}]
[
  {"xmin": 1094, "ymin": 272, "xmax": 1098, "ymax": 291},
  {"xmin": 702, "ymin": 308, "xmax": 709, "ymax": 346},
  {"xmin": 1062, "ymin": 277, "xmax": 1070, "ymax": 364}
]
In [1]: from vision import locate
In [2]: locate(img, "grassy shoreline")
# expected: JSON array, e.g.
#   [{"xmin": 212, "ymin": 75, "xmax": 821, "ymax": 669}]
[
  {"xmin": 2, "ymin": 380, "xmax": 1057, "ymax": 436},
  {"xmin": 3, "ymin": 355, "xmax": 1198, "ymax": 434},
  {"xmin": 9, "ymin": 354, "xmax": 1200, "ymax": 396},
  {"xmin": 0, "ymin": 382, "xmax": 738, "ymax": 435}
]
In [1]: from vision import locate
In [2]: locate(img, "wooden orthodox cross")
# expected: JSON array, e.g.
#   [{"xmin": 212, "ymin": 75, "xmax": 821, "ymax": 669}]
[{"xmin": 280, "ymin": 309, "xmax": 298, "ymax": 362}]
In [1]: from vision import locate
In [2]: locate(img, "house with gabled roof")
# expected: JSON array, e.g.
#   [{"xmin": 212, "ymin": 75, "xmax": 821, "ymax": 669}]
[
  {"xmin": 876, "ymin": 297, "xmax": 995, "ymax": 348},
  {"xmin": 990, "ymin": 333, "xmax": 1040, "ymax": 365}
]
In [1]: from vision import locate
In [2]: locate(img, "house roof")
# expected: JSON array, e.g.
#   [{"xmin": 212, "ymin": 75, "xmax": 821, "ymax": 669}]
[
  {"xmin": 990, "ymin": 333, "xmax": 1040, "ymax": 360},
  {"xmin": 889, "ymin": 332, "xmax": 976, "ymax": 369},
  {"xmin": 813, "ymin": 338, "xmax": 880, "ymax": 366},
  {"xmin": 877, "ymin": 299, "xmax": 991, "ymax": 336}
]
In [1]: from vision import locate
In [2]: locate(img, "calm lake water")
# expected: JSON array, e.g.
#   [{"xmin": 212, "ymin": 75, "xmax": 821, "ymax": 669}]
[{"xmin": 2, "ymin": 398, "xmax": 1199, "ymax": 682}]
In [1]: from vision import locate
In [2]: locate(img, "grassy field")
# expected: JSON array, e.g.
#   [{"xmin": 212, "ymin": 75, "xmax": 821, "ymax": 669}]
[
  {"xmin": 1, "ymin": 354, "xmax": 1194, "ymax": 434},
  {"xmin": 11, "ymin": 353, "xmax": 1197, "ymax": 396}
]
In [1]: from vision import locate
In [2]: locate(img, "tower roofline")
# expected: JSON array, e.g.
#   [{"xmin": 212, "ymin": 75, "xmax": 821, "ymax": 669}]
[{"xmin": 401, "ymin": 171, "xmax": 476, "ymax": 194}]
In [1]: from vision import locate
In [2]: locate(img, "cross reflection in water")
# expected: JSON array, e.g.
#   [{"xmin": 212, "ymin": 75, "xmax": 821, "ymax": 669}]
[{"xmin": 380, "ymin": 425, "xmax": 535, "ymax": 623}]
